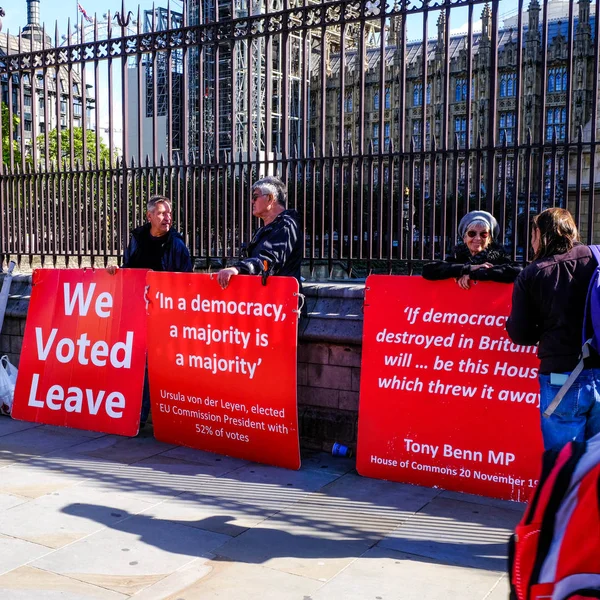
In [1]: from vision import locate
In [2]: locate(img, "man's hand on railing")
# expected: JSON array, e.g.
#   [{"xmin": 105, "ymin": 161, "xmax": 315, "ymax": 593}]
[{"xmin": 217, "ymin": 267, "xmax": 239, "ymax": 289}]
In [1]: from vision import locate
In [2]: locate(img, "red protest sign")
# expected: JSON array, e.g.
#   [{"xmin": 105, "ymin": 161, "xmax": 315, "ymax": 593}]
[
  {"xmin": 12, "ymin": 269, "xmax": 148, "ymax": 436},
  {"xmin": 356, "ymin": 275, "xmax": 543, "ymax": 501},
  {"xmin": 146, "ymin": 272, "xmax": 301, "ymax": 470}
]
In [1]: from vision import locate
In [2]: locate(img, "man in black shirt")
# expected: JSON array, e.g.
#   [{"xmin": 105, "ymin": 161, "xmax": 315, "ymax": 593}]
[
  {"xmin": 217, "ymin": 176, "xmax": 302, "ymax": 289},
  {"xmin": 123, "ymin": 196, "xmax": 192, "ymax": 273},
  {"xmin": 112, "ymin": 195, "xmax": 192, "ymax": 429}
]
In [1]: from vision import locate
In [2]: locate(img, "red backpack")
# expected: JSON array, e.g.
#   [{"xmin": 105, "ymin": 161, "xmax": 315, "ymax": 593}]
[{"xmin": 509, "ymin": 433, "xmax": 600, "ymax": 600}]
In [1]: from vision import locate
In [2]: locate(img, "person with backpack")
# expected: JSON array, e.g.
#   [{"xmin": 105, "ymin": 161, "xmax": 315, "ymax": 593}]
[{"xmin": 506, "ymin": 208, "xmax": 600, "ymax": 451}]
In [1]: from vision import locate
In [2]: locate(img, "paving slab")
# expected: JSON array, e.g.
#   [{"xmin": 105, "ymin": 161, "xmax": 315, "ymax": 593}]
[
  {"xmin": 311, "ymin": 546, "xmax": 505, "ymax": 600},
  {"xmin": 487, "ymin": 574, "xmax": 511, "ymax": 599},
  {"xmin": 439, "ymin": 489, "xmax": 527, "ymax": 513},
  {"xmin": 0, "ymin": 461, "xmax": 88, "ymax": 498},
  {"xmin": 143, "ymin": 461, "xmax": 341, "ymax": 536},
  {"xmin": 0, "ymin": 492, "xmax": 29, "ymax": 511},
  {"xmin": 32, "ymin": 517, "xmax": 230, "ymax": 595},
  {"xmin": 213, "ymin": 521, "xmax": 366, "ymax": 581},
  {"xmin": 45, "ymin": 434, "xmax": 176, "ymax": 465},
  {"xmin": 156, "ymin": 559, "xmax": 324, "ymax": 600},
  {"xmin": 21, "ymin": 455, "xmax": 188, "ymax": 505},
  {"xmin": 0, "ymin": 566, "xmax": 127, "ymax": 600},
  {"xmin": 0, "ymin": 418, "xmax": 40, "ymax": 437},
  {"xmin": 0, "ymin": 425, "xmax": 104, "ymax": 468},
  {"xmin": 378, "ymin": 495, "xmax": 521, "ymax": 572},
  {"xmin": 0, "ymin": 534, "xmax": 51, "ymax": 576},
  {"xmin": 134, "ymin": 453, "xmax": 245, "ymax": 479},
  {"xmin": 213, "ymin": 474, "xmax": 440, "ymax": 582},
  {"xmin": 0, "ymin": 485, "xmax": 159, "ymax": 548},
  {"xmin": 300, "ymin": 450, "xmax": 356, "ymax": 476},
  {"xmin": 158, "ymin": 446, "xmax": 248, "ymax": 473},
  {"xmin": 129, "ymin": 560, "xmax": 213, "ymax": 600}
]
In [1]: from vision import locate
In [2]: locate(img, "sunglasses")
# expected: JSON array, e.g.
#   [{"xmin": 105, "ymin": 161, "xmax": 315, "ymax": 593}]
[{"xmin": 466, "ymin": 230, "xmax": 489, "ymax": 239}]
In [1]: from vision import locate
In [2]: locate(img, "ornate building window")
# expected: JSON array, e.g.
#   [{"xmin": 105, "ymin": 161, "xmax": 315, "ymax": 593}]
[
  {"xmin": 373, "ymin": 123, "xmax": 380, "ymax": 152},
  {"xmin": 309, "ymin": 94, "xmax": 317, "ymax": 117},
  {"xmin": 373, "ymin": 89, "xmax": 380, "ymax": 111},
  {"xmin": 546, "ymin": 107, "xmax": 567, "ymax": 141},
  {"xmin": 426, "ymin": 83, "xmax": 431, "ymax": 104},
  {"xmin": 344, "ymin": 92, "xmax": 353, "ymax": 113},
  {"xmin": 384, "ymin": 122, "xmax": 390, "ymax": 151},
  {"xmin": 413, "ymin": 83, "xmax": 423, "ymax": 107},
  {"xmin": 544, "ymin": 156, "xmax": 565, "ymax": 201},
  {"xmin": 455, "ymin": 79, "xmax": 467, "ymax": 102},
  {"xmin": 344, "ymin": 127, "xmax": 352, "ymax": 153},
  {"xmin": 454, "ymin": 117, "xmax": 467, "ymax": 148},
  {"xmin": 548, "ymin": 67, "xmax": 567, "ymax": 93},
  {"xmin": 499, "ymin": 112, "xmax": 515, "ymax": 144},
  {"xmin": 385, "ymin": 87, "xmax": 391, "ymax": 109},
  {"xmin": 412, "ymin": 119, "xmax": 422, "ymax": 151},
  {"xmin": 500, "ymin": 73, "xmax": 516, "ymax": 97}
]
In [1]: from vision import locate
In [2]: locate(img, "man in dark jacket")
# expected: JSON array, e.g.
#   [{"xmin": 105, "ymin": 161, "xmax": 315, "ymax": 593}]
[
  {"xmin": 217, "ymin": 176, "xmax": 302, "ymax": 289},
  {"xmin": 116, "ymin": 195, "xmax": 192, "ymax": 428},
  {"xmin": 123, "ymin": 195, "xmax": 192, "ymax": 273},
  {"xmin": 506, "ymin": 208, "xmax": 600, "ymax": 450}
]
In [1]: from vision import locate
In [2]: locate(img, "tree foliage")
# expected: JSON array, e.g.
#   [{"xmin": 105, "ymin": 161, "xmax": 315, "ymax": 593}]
[
  {"xmin": 1, "ymin": 103, "xmax": 22, "ymax": 166},
  {"xmin": 37, "ymin": 127, "xmax": 112, "ymax": 166}
]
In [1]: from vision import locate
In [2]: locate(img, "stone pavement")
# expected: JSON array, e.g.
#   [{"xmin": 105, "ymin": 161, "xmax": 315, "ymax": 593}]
[{"xmin": 0, "ymin": 418, "xmax": 523, "ymax": 600}]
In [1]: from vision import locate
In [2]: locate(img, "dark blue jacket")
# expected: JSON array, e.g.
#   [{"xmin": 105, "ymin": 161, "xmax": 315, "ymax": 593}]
[
  {"xmin": 124, "ymin": 223, "xmax": 193, "ymax": 273},
  {"xmin": 234, "ymin": 209, "xmax": 303, "ymax": 283}
]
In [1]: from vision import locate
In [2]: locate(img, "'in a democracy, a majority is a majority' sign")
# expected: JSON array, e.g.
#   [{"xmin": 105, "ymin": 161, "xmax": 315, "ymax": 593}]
[
  {"xmin": 146, "ymin": 272, "xmax": 301, "ymax": 470},
  {"xmin": 12, "ymin": 269, "xmax": 148, "ymax": 436},
  {"xmin": 357, "ymin": 276, "xmax": 543, "ymax": 501}
]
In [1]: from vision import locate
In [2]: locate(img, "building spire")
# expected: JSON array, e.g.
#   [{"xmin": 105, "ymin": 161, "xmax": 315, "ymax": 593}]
[
  {"xmin": 22, "ymin": 0, "xmax": 47, "ymax": 43},
  {"xmin": 27, "ymin": 0, "xmax": 41, "ymax": 27},
  {"xmin": 481, "ymin": 3, "xmax": 492, "ymax": 40},
  {"xmin": 437, "ymin": 11, "xmax": 446, "ymax": 45}
]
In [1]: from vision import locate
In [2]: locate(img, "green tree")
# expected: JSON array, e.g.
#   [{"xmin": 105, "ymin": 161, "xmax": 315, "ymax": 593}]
[
  {"xmin": 1, "ymin": 103, "xmax": 22, "ymax": 166},
  {"xmin": 37, "ymin": 127, "xmax": 112, "ymax": 166}
]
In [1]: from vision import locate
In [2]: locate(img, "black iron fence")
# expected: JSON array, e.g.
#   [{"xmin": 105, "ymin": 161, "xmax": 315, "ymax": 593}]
[{"xmin": 1, "ymin": 0, "xmax": 599, "ymax": 275}]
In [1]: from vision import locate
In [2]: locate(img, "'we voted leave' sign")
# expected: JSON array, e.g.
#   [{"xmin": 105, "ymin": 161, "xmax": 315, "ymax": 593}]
[{"xmin": 12, "ymin": 269, "xmax": 148, "ymax": 436}]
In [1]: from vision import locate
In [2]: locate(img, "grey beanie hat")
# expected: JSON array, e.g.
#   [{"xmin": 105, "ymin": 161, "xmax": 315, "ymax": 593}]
[{"xmin": 458, "ymin": 210, "xmax": 499, "ymax": 240}]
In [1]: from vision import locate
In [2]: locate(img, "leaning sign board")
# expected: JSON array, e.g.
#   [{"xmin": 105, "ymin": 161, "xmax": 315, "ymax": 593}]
[
  {"xmin": 146, "ymin": 272, "xmax": 301, "ymax": 470},
  {"xmin": 12, "ymin": 269, "xmax": 148, "ymax": 436},
  {"xmin": 356, "ymin": 276, "xmax": 543, "ymax": 501}
]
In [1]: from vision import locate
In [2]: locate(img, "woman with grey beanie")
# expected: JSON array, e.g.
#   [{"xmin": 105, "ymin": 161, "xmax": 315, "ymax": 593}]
[{"xmin": 422, "ymin": 210, "xmax": 521, "ymax": 289}]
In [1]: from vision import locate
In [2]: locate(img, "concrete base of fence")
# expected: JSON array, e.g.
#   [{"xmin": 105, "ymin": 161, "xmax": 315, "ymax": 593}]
[{"xmin": 0, "ymin": 272, "xmax": 365, "ymax": 453}]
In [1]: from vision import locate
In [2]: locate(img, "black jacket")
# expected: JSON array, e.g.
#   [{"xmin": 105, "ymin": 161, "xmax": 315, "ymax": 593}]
[
  {"xmin": 234, "ymin": 209, "xmax": 303, "ymax": 283},
  {"xmin": 124, "ymin": 223, "xmax": 193, "ymax": 273},
  {"xmin": 506, "ymin": 243, "xmax": 599, "ymax": 374},
  {"xmin": 422, "ymin": 242, "xmax": 522, "ymax": 283}
]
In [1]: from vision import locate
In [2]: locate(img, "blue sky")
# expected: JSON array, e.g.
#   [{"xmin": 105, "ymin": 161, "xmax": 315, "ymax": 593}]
[
  {"xmin": 3, "ymin": 0, "xmax": 521, "ymax": 39},
  {"xmin": 3, "ymin": 0, "xmax": 182, "ymax": 36}
]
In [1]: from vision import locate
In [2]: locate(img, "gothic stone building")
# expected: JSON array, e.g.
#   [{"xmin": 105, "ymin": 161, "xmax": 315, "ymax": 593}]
[{"xmin": 309, "ymin": 0, "xmax": 599, "ymax": 241}]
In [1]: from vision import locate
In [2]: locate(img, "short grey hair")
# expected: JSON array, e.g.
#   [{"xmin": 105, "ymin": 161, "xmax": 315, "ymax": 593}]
[
  {"xmin": 147, "ymin": 195, "xmax": 171, "ymax": 213},
  {"xmin": 252, "ymin": 176, "xmax": 287, "ymax": 208}
]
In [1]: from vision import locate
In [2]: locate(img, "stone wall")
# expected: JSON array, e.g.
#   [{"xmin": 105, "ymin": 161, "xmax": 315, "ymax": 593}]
[
  {"xmin": 0, "ymin": 274, "xmax": 32, "ymax": 369},
  {"xmin": 0, "ymin": 273, "xmax": 365, "ymax": 453},
  {"xmin": 298, "ymin": 282, "xmax": 364, "ymax": 452}
]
